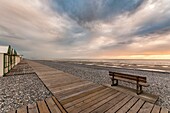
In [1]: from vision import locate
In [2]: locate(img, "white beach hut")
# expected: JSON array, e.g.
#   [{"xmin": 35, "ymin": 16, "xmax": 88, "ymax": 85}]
[{"xmin": 0, "ymin": 45, "xmax": 22, "ymax": 76}]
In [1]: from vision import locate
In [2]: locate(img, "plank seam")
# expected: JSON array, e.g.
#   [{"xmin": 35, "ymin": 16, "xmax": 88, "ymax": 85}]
[
  {"xmin": 137, "ymin": 101, "xmax": 146, "ymax": 113},
  {"xmin": 44, "ymin": 100, "xmax": 52, "ymax": 113},
  {"xmin": 159, "ymin": 107, "xmax": 162, "ymax": 113},
  {"xmin": 36, "ymin": 102, "xmax": 40, "ymax": 113},
  {"xmin": 104, "ymin": 94, "xmax": 129, "ymax": 113},
  {"xmin": 26, "ymin": 106, "xmax": 28, "ymax": 113},
  {"xmin": 64, "ymin": 87, "xmax": 108, "ymax": 108},
  {"xmin": 78, "ymin": 91, "xmax": 119, "ymax": 113},
  {"xmin": 124, "ymin": 98, "xmax": 140, "ymax": 113},
  {"xmin": 105, "ymin": 95, "xmax": 134, "ymax": 113},
  {"xmin": 65, "ymin": 88, "xmax": 112, "ymax": 110},
  {"xmin": 150, "ymin": 104, "xmax": 158, "ymax": 113},
  {"xmin": 89, "ymin": 93, "xmax": 127, "ymax": 113},
  {"xmin": 69, "ymin": 90, "xmax": 118, "ymax": 113},
  {"xmin": 52, "ymin": 96, "xmax": 68, "ymax": 113}
]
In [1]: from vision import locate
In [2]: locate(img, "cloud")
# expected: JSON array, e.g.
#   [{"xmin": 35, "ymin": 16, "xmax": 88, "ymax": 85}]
[
  {"xmin": 0, "ymin": 0, "xmax": 170, "ymax": 59},
  {"xmin": 51, "ymin": 0, "xmax": 144, "ymax": 23},
  {"xmin": 0, "ymin": 0, "xmax": 80, "ymax": 58}
]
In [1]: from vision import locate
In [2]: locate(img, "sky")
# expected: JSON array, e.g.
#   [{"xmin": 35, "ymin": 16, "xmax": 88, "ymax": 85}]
[{"xmin": 0, "ymin": 0, "xmax": 170, "ymax": 59}]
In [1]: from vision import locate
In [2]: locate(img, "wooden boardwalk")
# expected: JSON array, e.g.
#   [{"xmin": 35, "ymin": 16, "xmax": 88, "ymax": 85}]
[
  {"xmin": 8, "ymin": 60, "xmax": 169, "ymax": 113},
  {"xmin": 8, "ymin": 96, "xmax": 67, "ymax": 113}
]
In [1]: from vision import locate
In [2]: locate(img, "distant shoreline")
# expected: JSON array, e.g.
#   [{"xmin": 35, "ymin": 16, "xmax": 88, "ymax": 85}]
[{"xmin": 51, "ymin": 60, "xmax": 170, "ymax": 74}]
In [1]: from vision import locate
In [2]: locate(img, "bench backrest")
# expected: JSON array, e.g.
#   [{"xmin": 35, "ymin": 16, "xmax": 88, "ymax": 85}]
[{"xmin": 109, "ymin": 71, "xmax": 147, "ymax": 83}]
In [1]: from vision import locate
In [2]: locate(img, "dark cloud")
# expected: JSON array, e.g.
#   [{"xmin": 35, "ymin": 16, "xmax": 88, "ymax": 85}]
[
  {"xmin": 134, "ymin": 17, "xmax": 170, "ymax": 36},
  {"xmin": 51, "ymin": 0, "xmax": 144, "ymax": 23}
]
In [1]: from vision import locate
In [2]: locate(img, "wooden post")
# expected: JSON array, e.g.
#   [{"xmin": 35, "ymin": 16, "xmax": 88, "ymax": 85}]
[
  {"xmin": 111, "ymin": 73, "xmax": 118, "ymax": 86},
  {"xmin": 136, "ymin": 77, "xmax": 143, "ymax": 95},
  {"xmin": 139, "ymin": 85, "xmax": 143, "ymax": 94},
  {"xmin": 137, "ymin": 77, "xmax": 139, "ymax": 95},
  {"xmin": 111, "ymin": 75, "xmax": 114, "ymax": 86}
]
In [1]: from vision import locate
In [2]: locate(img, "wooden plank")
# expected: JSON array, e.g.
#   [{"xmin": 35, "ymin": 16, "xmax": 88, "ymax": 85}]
[
  {"xmin": 59, "ymin": 85, "xmax": 101, "ymax": 101},
  {"xmin": 43, "ymin": 77, "xmax": 79, "ymax": 86},
  {"xmin": 38, "ymin": 72, "xmax": 66, "ymax": 77},
  {"xmin": 138, "ymin": 102, "xmax": 154, "ymax": 113},
  {"xmin": 160, "ymin": 107, "xmax": 169, "ymax": 113},
  {"xmin": 42, "ymin": 76, "xmax": 76, "ymax": 84},
  {"xmin": 34, "ymin": 68, "xmax": 56, "ymax": 71},
  {"xmin": 40, "ymin": 76, "xmax": 66, "ymax": 81},
  {"xmin": 127, "ymin": 99, "xmax": 145, "ymax": 113},
  {"xmin": 52, "ymin": 96, "xmax": 67, "ymax": 113},
  {"xmin": 50, "ymin": 81, "xmax": 91, "ymax": 93},
  {"xmin": 45, "ymin": 98, "xmax": 62, "ymax": 113},
  {"xmin": 41, "ymin": 73, "xmax": 70, "ymax": 79},
  {"xmin": 28, "ymin": 103, "xmax": 38, "ymax": 113},
  {"xmin": 55, "ymin": 83, "xmax": 97, "ymax": 99},
  {"xmin": 105, "ymin": 95, "xmax": 133, "ymax": 113},
  {"xmin": 52, "ymin": 82, "xmax": 93, "ymax": 94},
  {"xmin": 61, "ymin": 86, "xmax": 107, "ymax": 105},
  {"xmin": 37, "ymin": 100, "xmax": 50, "ymax": 113},
  {"xmin": 36, "ymin": 70, "xmax": 61, "ymax": 73},
  {"xmin": 41, "ymin": 75, "xmax": 70, "ymax": 82},
  {"xmin": 35, "ymin": 70, "xmax": 60, "ymax": 73},
  {"xmin": 67, "ymin": 89, "xmax": 113, "ymax": 111},
  {"xmin": 151, "ymin": 105, "xmax": 161, "ymax": 113},
  {"xmin": 64, "ymin": 87, "xmax": 108, "ymax": 108},
  {"xmin": 47, "ymin": 80, "xmax": 82, "ymax": 88},
  {"xmin": 82, "ymin": 93, "xmax": 126, "ymax": 113},
  {"xmin": 116, "ymin": 97, "xmax": 139, "ymax": 113},
  {"xmin": 17, "ymin": 106, "xmax": 27, "ymax": 113},
  {"xmin": 68, "ymin": 90, "xmax": 118, "ymax": 113},
  {"xmin": 35, "ymin": 71, "xmax": 62, "ymax": 75}
]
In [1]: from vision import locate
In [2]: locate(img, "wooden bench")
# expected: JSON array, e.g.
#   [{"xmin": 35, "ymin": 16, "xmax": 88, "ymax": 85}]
[{"xmin": 109, "ymin": 71, "xmax": 149, "ymax": 95}]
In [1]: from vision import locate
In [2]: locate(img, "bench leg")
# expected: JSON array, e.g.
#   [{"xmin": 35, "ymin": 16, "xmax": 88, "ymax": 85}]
[
  {"xmin": 111, "ymin": 79, "xmax": 118, "ymax": 86},
  {"xmin": 137, "ymin": 85, "xmax": 143, "ymax": 95},
  {"xmin": 139, "ymin": 85, "xmax": 143, "ymax": 94}
]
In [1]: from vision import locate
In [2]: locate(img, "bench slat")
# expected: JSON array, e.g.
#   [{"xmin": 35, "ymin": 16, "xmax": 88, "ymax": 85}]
[
  {"xmin": 114, "ymin": 74, "xmax": 146, "ymax": 83},
  {"xmin": 114, "ymin": 77, "xmax": 149, "ymax": 87},
  {"xmin": 109, "ymin": 72, "xmax": 147, "ymax": 83}
]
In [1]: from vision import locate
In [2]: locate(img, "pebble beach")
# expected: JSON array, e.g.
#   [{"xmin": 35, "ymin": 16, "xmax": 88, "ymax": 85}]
[
  {"xmin": 0, "ymin": 62, "xmax": 51, "ymax": 113},
  {"xmin": 37, "ymin": 60, "xmax": 170, "ymax": 110}
]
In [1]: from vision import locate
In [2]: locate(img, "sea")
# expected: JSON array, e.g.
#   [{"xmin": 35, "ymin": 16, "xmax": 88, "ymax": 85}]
[{"xmin": 59, "ymin": 59, "xmax": 170, "ymax": 73}]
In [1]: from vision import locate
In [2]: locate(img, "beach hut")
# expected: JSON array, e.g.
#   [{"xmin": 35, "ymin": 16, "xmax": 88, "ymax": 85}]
[{"xmin": 0, "ymin": 45, "xmax": 22, "ymax": 76}]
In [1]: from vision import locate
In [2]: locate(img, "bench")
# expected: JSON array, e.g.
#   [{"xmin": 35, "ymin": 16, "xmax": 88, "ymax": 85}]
[{"xmin": 109, "ymin": 71, "xmax": 149, "ymax": 95}]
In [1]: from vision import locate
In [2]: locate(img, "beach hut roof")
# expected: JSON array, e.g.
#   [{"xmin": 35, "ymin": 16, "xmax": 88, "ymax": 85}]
[
  {"xmin": 0, "ymin": 45, "xmax": 9, "ymax": 54},
  {"xmin": 0, "ymin": 45, "xmax": 19, "ymax": 55}
]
